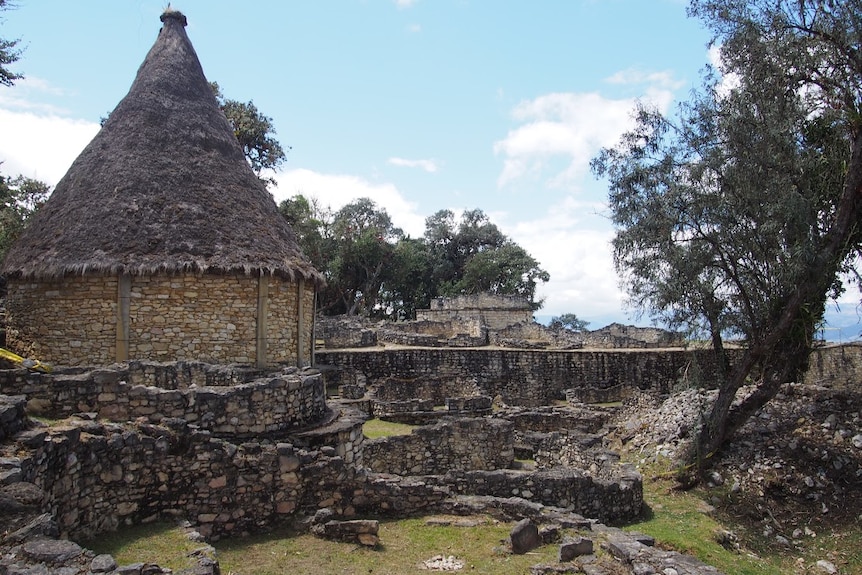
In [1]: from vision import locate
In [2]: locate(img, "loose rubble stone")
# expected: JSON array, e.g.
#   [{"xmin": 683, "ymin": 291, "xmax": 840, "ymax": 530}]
[
  {"xmin": 90, "ymin": 554, "xmax": 118, "ymax": 573},
  {"xmin": 558, "ymin": 535, "xmax": 593, "ymax": 561},
  {"xmin": 22, "ymin": 538, "xmax": 84, "ymax": 563},
  {"xmin": 510, "ymin": 518, "xmax": 541, "ymax": 554}
]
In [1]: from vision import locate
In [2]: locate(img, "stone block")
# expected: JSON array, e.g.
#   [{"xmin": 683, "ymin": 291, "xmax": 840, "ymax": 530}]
[
  {"xmin": 510, "ymin": 518, "xmax": 541, "ymax": 554},
  {"xmin": 559, "ymin": 535, "xmax": 593, "ymax": 561}
]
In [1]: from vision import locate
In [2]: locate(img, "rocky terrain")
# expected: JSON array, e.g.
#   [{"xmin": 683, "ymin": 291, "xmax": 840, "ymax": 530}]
[{"xmin": 612, "ymin": 382, "xmax": 862, "ymax": 573}]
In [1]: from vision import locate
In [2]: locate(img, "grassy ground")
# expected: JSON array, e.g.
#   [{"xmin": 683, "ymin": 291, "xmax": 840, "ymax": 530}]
[
  {"xmin": 361, "ymin": 418, "xmax": 414, "ymax": 438},
  {"xmin": 622, "ymin": 459, "xmax": 862, "ymax": 575}
]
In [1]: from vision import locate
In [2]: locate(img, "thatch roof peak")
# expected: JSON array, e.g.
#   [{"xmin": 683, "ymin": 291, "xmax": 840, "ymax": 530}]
[
  {"xmin": 160, "ymin": 8, "xmax": 187, "ymax": 27},
  {"xmin": 2, "ymin": 11, "xmax": 323, "ymax": 287}
]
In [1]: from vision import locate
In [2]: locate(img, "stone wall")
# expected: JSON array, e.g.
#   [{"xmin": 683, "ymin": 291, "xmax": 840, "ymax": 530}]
[
  {"xmin": 0, "ymin": 394, "xmax": 26, "ymax": 441},
  {"xmin": 5, "ymin": 276, "xmax": 118, "ymax": 365},
  {"xmin": 317, "ymin": 348, "xmax": 728, "ymax": 407},
  {"xmin": 417, "ymin": 294, "xmax": 533, "ymax": 331},
  {"xmin": 1, "ymin": 406, "xmax": 641, "ymax": 541},
  {"xmin": 317, "ymin": 344, "xmax": 861, "ymax": 407},
  {"xmin": 580, "ymin": 323, "xmax": 685, "ymax": 349},
  {"xmin": 4, "ymin": 273, "xmax": 315, "ymax": 367},
  {"xmin": 364, "ymin": 417, "xmax": 514, "ymax": 475},
  {"xmin": 430, "ymin": 466, "xmax": 643, "ymax": 523},
  {"xmin": 805, "ymin": 342, "xmax": 862, "ymax": 388},
  {"xmin": 12, "ymin": 417, "xmax": 321, "ymax": 540},
  {"xmin": 0, "ymin": 363, "xmax": 327, "ymax": 439}
]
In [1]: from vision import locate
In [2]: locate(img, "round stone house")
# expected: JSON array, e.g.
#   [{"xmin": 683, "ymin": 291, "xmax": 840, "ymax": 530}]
[{"xmin": 1, "ymin": 11, "xmax": 323, "ymax": 368}]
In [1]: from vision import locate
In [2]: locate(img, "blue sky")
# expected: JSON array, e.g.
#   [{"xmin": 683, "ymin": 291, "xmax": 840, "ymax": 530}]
[{"xmin": 1, "ymin": 0, "xmax": 860, "ymax": 339}]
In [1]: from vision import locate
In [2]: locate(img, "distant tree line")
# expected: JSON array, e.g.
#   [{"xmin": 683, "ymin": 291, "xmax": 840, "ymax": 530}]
[{"xmin": 279, "ymin": 195, "xmax": 549, "ymax": 319}]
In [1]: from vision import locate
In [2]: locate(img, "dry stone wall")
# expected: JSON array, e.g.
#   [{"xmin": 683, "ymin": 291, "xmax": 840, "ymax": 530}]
[
  {"xmin": 805, "ymin": 342, "xmax": 862, "ymax": 388},
  {"xmin": 5, "ymin": 276, "xmax": 118, "ymax": 365},
  {"xmin": 417, "ymin": 294, "xmax": 534, "ymax": 331},
  {"xmin": 4, "ymin": 273, "xmax": 314, "ymax": 367},
  {"xmin": 319, "ymin": 345, "xmax": 861, "ymax": 407},
  {"xmin": 364, "ymin": 417, "xmax": 514, "ymax": 475},
  {"xmin": 0, "ymin": 363, "xmax": 327, "ymax": 439},
  {"xmin": 317, "ymin": 348, "xmax": 728, "ymax": 406}
]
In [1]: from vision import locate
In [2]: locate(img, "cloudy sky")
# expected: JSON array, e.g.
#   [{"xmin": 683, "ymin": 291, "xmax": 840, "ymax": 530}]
[{"xmin": 1, "ymin": 0, "xmax": 859, "ymax": 338}]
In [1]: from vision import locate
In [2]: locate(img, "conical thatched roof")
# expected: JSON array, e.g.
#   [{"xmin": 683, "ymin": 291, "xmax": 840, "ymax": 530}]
[{"xmin": 2, "ymin": 10, "xmax": 323, "ymax": 286}]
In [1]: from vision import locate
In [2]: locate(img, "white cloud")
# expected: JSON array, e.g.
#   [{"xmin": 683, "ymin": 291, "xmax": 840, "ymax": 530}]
[
  {"xmin": 0, "ymin": 108, "xmax": 99, "ymax": 185},
  {"xmin": 493, "ymin": 73, "xmax": 680, "ymax": 190},
  {"xmin": 407, "ymin": 23, "xmax": 422, "ymax": 33},
  {"xmin": 394, "ymin": 0, "xmax": 417, "ymax": 8},
  {"xmin": 707, "ymin": 45, "xmax": 740, "ymax": 97},
  {"xmin": 388, "ymin": 156, "xmax": 439, "ymax": 172},
  {"xmin": 502, "ymin": 195, "xmax": 627, "ymax": 322},
  {"xmin": 271, "ymin": 168, "xmax": 427, "ymax": 237}
]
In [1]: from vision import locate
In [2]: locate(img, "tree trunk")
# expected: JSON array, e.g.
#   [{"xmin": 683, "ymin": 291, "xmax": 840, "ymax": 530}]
[{"xmin": 692, "ymin": 128, "xmax": 862, "ymax": 471}]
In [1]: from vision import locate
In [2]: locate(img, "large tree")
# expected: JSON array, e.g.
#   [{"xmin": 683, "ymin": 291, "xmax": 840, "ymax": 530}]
[
  {"xmin": 0, "ymin": 0, "xmax": 22, "ymax": 87},
  {"xmin": 592, "ymin": 0, "xmax": 862, "ymax": 472},
  {"xmin": 211, "ymin": 82, "xmax": 287, "ymax": 187},
  {"xmin": 280, "ymin": 197, "xmax": 549, "ymax": 318},
  {"xmin": 323, "ymin": 198, "xmax": 403, "ymax": 316},
  {"xmin": 0, "ymin": 173, "xmax": 49, "ymax": 262},
  {"xmin": 422, "ymin": 208, "xmax": 548, "ymax": 305}
]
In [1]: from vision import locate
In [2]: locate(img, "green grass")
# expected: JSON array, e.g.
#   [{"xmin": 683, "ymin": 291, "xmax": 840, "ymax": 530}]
[
  {"xmin": 362, "ymin": 418, "xmax": 415, "ymax": 439},
  {"xmin": 625, "ymin": 475, "xmax": 784, "ymax": 575},
  {"xmin": 622, "ymin": 458, "xmax": 862, "ymax": 575},
  {"xmin": 85, "ymin": 517, "xmax": 574, "ymax": 575},
  {"xmin": 83, "ymin": 522, "xmax": 209, "ymax": 572},
  {"xmin": 216, "ymin": 517, "xmax": 563, "ymax": 575}
]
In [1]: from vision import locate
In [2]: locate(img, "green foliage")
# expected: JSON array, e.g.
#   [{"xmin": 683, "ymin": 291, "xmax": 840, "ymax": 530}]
[
  {"xmin": 0, "ymin": 0, "xmax": 23, "ymax": 87},
  {"xmin": 211, "ymin": 82, "xmax": 287, "ymax": 186},
  {"xmin": 592, "ymin": 0, "xmax": 862, "ymax": 462},
  {"xmin": 280, "ymin": 196, "xmax": 549, "ymax": 319},
  {"xmin": 0, "ymin": 172, "xmax": 49, "ymax": 262},
  {"xmin": 549, "ymin": 313, "xmax": 589, "ymax": 333}
]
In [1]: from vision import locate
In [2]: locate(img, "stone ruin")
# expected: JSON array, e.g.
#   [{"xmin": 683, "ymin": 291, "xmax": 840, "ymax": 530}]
[
  {"xmin": 316, "ymin": 293, "xmax": 684, "ymax": 351},
  {"xmin": 0, "ymin": 348, "xmax": 743, "ymax": 575},
  {"xmin": 4, "ymin": 330, "xmax": 857, "ymax": 573}
]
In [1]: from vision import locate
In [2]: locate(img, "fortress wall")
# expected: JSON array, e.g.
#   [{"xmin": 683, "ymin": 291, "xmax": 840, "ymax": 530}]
[
  {"xmin": 318, "ymin": 344, "xmax": 861, "ymax": 407},
  {"xmin": 317, "ymin": 348, "xmax": 729, "ymax": 406}
]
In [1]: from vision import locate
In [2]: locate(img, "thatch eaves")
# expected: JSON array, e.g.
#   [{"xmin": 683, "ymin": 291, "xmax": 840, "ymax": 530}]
[{"xmin": 2, "ymin": 10, "xmax": 324, "ymax": 287}]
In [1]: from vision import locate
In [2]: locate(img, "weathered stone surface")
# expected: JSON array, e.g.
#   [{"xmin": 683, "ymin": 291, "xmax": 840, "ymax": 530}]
[
  {"xmin": 22, "ymin": 538, "xmax": 83, "ymax": 563},
  {"xmin": 558, "ymin": 535, "xmax": 593, "ymax": 561},
  {"xmin": 312, "ymin": 519, "xmax": 380, "ymax": 547},
  {"xmin": 90, "ymin": 554, "xmax": 118, "ymax": 573},
  {"xmin": 510, "ymin": 518, "xmax": 541, "ymax": 555}
]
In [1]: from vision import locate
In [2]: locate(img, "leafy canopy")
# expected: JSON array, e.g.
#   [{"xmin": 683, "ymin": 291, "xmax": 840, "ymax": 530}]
[
  {"xmin": 211, "ymin": 82, "xmax": 288, "ymax": 187},
  {"xmin": 592, "ymin": 0, "xmax": 862, "ymax": 469},
  {"xmin": 280, "ymin": 197, "xmax": 549, "ymax": 318},
  {"xmin": 0, "ymin": 0, "xmax": 22, "ymax": 87}
]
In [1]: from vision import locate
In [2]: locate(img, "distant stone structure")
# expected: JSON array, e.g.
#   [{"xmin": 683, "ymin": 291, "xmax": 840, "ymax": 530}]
[
  {"xmin": 316, "ymin": 293, "xmax": 681, "ymax": 351},
  {"xmin": 417, "ymin": 294, "xmax": 534, "ymax": 331}
]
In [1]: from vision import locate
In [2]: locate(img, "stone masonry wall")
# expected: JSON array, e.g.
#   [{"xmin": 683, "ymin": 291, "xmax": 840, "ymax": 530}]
[
  {"xmin": 318, "ymin": 344, "xmax": 861, "ymax": 407},
  {"xmin": 317, "ymin": 348, "xmax": 725, "ymax": 406},
  {"xmin": 5, "ymin": 276, "xmax": 118, "ymax": 366},
  {"xmin": 13, "ymin": 418, "xmax": 318, "ymax": 540},
  {"xmin": 0, "ymin": 363, "xmax": 327, "ymax": 439},
  {"xmin": 805, "ymin": 342, "xmax": 862, "ymax": 388},
  {"xmin": 364, "ymin": 417, "xmax": 514, "ymax": 475},
  {"xmin": 4, "ymin": 273, "xmax": 314, "ymax": 367},
  {"xmin": 2, "ymin": 409, "xmax": 642, "ymax": 540}
]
